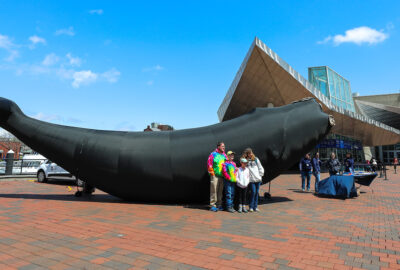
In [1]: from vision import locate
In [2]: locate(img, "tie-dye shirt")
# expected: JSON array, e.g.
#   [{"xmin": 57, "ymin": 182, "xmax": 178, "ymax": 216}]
[
  {"xmin": 207, "ymin": 149, "xmax": 228, "ymax": 177},
  {"xmin": 222, "ymin": 160, "xmax": 238, "ymax": 182}
]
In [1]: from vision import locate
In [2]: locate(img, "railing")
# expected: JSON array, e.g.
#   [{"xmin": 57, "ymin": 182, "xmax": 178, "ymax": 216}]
[{"xmin": 0, "ymin": 158, "xmax": 46, "ymax": 175}]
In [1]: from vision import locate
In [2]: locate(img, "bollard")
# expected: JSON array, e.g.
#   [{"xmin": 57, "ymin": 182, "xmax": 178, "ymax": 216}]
[
  {"xmin": 394, "ymin": 164, "xmax": 397, "ymax": 174},
  {"xmin": 384, "ymin": 164, "xmax": 388, "ymax": 180},
  {"xmin": 5, "ymin": 150, "xmax": 15, "ymax": 175}
]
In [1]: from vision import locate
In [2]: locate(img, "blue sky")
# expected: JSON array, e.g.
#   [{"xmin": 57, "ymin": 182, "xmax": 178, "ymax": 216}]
[{"xmin": 0, "ymin": 0, "xmax": 399, "ymax": 133}]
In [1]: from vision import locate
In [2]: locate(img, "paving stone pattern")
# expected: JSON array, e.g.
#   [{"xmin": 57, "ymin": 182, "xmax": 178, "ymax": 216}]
[{"xmin": 0, "ymin": 169, "xmax": 399, "ymax": 269}]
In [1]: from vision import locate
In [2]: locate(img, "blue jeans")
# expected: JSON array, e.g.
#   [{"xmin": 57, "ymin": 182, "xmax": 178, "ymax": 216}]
[
  {"xmin": 224, "ymin": 180, "xmax": 235, "ymax": 209},
  {"xmin": 313, "ymin": 172, "xmax": 320, "ymax": 192},
  {"xmin": 301, "ymin": 171, "xmax": 312, "ymax": 190},
  {"xmin": 249, "ymin": 182, "xmax": 261, "ymax": 210}
]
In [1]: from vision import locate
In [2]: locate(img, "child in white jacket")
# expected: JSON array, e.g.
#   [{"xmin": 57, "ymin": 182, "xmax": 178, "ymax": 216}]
[{"xmin": 236, "ymin": 158, "xmax": 250, "ymax": 213}]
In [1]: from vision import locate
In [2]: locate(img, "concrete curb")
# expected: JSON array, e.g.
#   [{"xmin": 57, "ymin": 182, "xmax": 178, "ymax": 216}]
[{"xmin": 0, "ymin": 175, "xmax": 36, "ymax": 181}]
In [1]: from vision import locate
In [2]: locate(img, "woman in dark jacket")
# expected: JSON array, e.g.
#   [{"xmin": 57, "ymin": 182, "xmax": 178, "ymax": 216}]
[{"xmin": 327, "ymin": 152, "xmax": 341, "ymax": 176}]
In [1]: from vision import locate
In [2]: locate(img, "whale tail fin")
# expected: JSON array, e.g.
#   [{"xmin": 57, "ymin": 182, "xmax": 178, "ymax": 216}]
[{"xmin": 0, "ymin": 97, "xmax": 22, "ymax": 125}]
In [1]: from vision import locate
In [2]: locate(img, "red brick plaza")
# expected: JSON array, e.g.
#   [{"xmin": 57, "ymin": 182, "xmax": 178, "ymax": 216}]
[{"xmin": 0, "ymin": 169, "xmax": 399, "ymax": 270}]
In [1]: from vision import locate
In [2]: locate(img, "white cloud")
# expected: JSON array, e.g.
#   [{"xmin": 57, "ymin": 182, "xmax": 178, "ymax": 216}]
[
  {"xmin": 0, "ymin": 34, "xmax": 13, "ymax": 49},
  {"xmin": 55, "ymin": 27, "xmax": 75, "ymax": 36},
  {"xmin": 72, "ymin": 70, "xmax": 98, "ymax": 88},
  {"xmin": 318, "ymin": 26, "xmax": 388, "ymax": 46},
  {"xmin": 5, "ymin": 50, "xmax": 19, "ymax": 61},
  {"xmin": 142, "ymin": 64, "xmax": 164, "ymax": 72},
  {"xmin": 30, "ymin": 64, "xmax": 51, "ymax": 75},
  {"xmin": 89, "ymin": 9, "xmax": 103, "ymax": 15},
  {"xmin": 32, "ymin": 112, "xmax": 61, "ymax": 122},
  {"xmin": 29, "ymin": 35, "xmax": 46, "ymax": 47},
  {"xmin": 102, "ymin": 68, "xmax": 120, "ymax": 83},
  {"xmin": 386, "ymin": 22, "xmax": 395, "ymax": 31},
  {"xmin": 115, "ymin": 121, "xmax": 136, "ymax": 131},
  {"xmin": 0, "ymin": 128, "xmax": 11, "ymax": 137},
  {"xmin": 0, "ymin": 34, "xmax": 19, "ymax": 61},
  {"xmin": 42, "ymin": 53, "xmax": 59, "ymax": 66},
  {"xmin": 317, "ymin": 36, "xmax": 332, "ymax": 44},
  {"xmin": 146, "ymin": 80, "xmax": 154, "ymax": 85},
  {"xmin": 66, "ymin": 53, "xmax": 82, "ymax": 67},
  {"xmin": 31, "ymin": 112, "xmax": 83, "ymax": 125}
]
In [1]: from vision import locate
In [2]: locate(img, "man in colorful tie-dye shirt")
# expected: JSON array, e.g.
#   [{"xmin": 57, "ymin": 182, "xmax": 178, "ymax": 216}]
[{"xmin": 207, "ymin": 142, "xmax": 227, "ymax": 212}]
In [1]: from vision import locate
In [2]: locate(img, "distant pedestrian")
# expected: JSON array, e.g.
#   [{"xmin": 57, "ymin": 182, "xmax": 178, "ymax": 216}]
[
  {"xmin": 242, "ymin": 148, "xmax": 264, "ymax": 212},
  {"xmin": 370, "ymin": 157, "xmax": 377, "ymax": 172},
  {"xmin": 236, "ymin": 158, "xmax": 250, "ymax": 213},
  {"xmin": 311, "ymin": 152, "xmax": 322, "ymax": 193},
  {"xmin": 366, "ymin": 159, "xmax": 371, "ymax": 172},
  {"xmin": 327, "ymin": 152, "xmax": 341, "ymax": 176},
  {"xmin": 207, "ymin": 142, "xmax": 227, "ymax": 212},
  {"xmin": 222, "ymin": 151, "xmax": 238, "ymax": 213},
  {"xmin": 344, "ymin": 153, "xmax": 354, "ymax": 174},
  {"xmin": 299, "ymin": 153, "xmax": 312, "ymax": 192}
]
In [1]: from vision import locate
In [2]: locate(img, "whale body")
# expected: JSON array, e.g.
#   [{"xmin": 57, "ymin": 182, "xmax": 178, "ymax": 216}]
[{"xmin": 0, "ymin": 97, "xmax": 333, "ymax": 202}]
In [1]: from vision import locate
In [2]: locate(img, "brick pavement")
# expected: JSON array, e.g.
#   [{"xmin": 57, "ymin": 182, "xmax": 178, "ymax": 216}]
[{"xmin": 0, "ymin": 169, "xmax": 399, "ymax": 270}]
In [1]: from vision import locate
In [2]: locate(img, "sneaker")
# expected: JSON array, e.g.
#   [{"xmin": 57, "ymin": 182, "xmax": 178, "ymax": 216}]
[
  {"xmin": 243, "ymin": 207, "xmax": 248, "ymax": 213},
  {"xmin": 302, "ymin": 188, "xmax": 305, "ymax": 192},
  {"xmin": 255, "ymin": 208, "xmax": 260, "ymax": 212},
  {"xmin": 218, "ymin": 205, "xmax": 224, "ymax": 211},
  {"xmin": 227, "ymin": 207, "xmax": 235, "ymax": 213},
  {"xmin": 249, "ymin": 208, "xmax": 254, "ymax": 212},
  {"xmin": 238, "ymin": 205, "xmax": 242, "ymax": 213},
  {"xmin": 307, "ymin": 188, "xmax": 310, "ymax": 192},
  {"xmin": 210, "ymin": 206, "xmax": 218, "ymax": 212}
]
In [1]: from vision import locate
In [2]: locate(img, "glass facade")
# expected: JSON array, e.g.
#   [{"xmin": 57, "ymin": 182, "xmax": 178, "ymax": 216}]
[
  {"xmin": 308, "ymin": 66, "xmax": 355, "ymax": 112},
  {"xmin": 307, "ymin": 67, "xmax": 364, "ymax": 164},
  {"xmin": 377, "ymin": 143, "xmax": 400, "ymax": 163},
  {"xmin": 312, "ymin": 134, "xmax": 365, "ymax": 163}
]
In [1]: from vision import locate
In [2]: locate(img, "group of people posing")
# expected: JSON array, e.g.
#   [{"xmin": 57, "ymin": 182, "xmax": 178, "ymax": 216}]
[
  {"xmin": 299, "ymin": 152, "xmax": 354, "ymax": 193},
  {"xmin": 207, "ymin": 142, "xmax": 264, "ymax": 213}
]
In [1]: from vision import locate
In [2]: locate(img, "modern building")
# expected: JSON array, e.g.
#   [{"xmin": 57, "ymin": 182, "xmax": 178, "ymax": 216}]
[
  {"xmin": 353, "ymin": 93, "xmax": 400, "ymax": 163},
  {"xmin": 218, "ymin": 37, "xmax": 400, "ymax": 161},
  {"xmin": 308, "ymin": 66, "xmax": 355, "ymax": 112},
  {"xmin": 308, "ymin": 66, "xmax": 361, "ymax": 160}
]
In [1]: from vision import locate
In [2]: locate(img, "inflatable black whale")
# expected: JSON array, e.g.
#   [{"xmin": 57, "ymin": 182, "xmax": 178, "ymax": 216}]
[{"xmin": 0, "ymin": 97, "xmax": 334, "ymax": 202}]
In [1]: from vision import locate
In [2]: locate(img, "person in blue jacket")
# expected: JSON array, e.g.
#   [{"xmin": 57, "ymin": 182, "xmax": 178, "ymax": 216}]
[
  {"xmin": 312, "ymin": 152, "xmax": 322, "ymax": 193},
  {"xmin": 299, "ymin": 153, "xmax": 312, "ymax": 192},
  {"xmin": 344, "ymin": 153, "xmax": 354, "ymax": 173}
]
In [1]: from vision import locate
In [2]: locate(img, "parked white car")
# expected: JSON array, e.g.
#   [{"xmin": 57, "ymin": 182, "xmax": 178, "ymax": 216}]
[{"xmin": 37, "ymin": 160, "xmax": 84, "ymax": 186}]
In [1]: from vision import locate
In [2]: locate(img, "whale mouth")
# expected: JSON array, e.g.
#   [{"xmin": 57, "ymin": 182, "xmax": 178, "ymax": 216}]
[{"xmin": 328, "ymin": 115, "xmax": 335, "ymax": 127}]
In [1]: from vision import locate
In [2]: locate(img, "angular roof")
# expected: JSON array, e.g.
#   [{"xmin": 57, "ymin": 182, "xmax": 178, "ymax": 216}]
[
  {"xmin": 218, "ymin": 37, "xmax": 400, "ymax": 146},
  {"xmin": 354, "ymin": 94, "xmax": 400, "ymax": 130}
]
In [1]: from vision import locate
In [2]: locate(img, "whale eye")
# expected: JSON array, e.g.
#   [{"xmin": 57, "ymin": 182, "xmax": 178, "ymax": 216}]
[{"xmin": 328, "ymin": 115, "xmax": 336, "ymax": 127}]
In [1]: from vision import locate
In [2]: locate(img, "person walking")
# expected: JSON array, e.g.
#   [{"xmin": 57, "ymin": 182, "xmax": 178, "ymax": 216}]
[
  {"xmin": 344, "ymin": 153, "xmax": 354, "ymax": 174},
  {"xmin": 327, "ymin": 152, "xmax": 341, "ymax": 176},
  {"xmin": 222, "ymin": 151, "xmax": 238, "ymax": 213},
  {"xmin": 236, "ymin": 158, "xmax": 250, "ymax": 213},
  {"xmin": 370, "ymin": 157, "xmax": 377, "ymax": 172},
  {"xmin": 207, "ymin": 142, "xmax": 227, "ymax": 212},
  {"xmin": 299, "ymin": 153, "xmax": 312, "ymax": 192},
  {"xmin": 311, "ymin": 152, "xmax": 321, "ymax": 193},
  {"xmin": 242, "ymin": 148, "xmax": 264, "ymax": 212}
]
